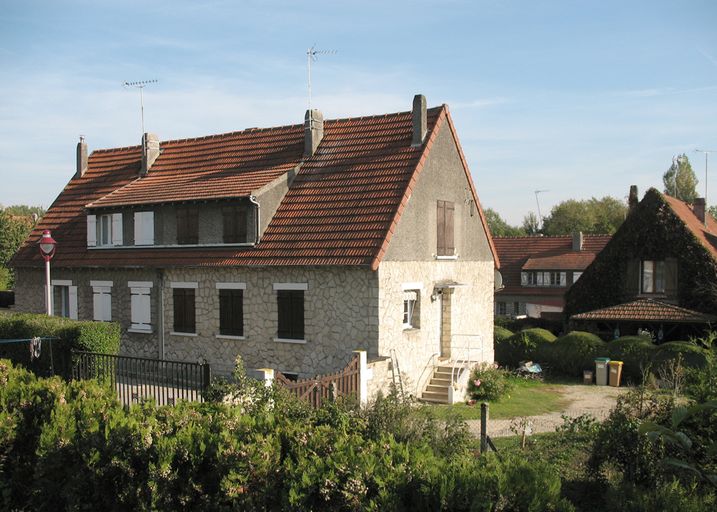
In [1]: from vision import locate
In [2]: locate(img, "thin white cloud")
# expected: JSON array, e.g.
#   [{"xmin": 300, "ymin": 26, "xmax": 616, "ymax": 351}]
[
  {"xmin": 697, "ymin": 47, "xmax": 717, "ymax": 68},
  {"xmin": 613, "ymin": 85, "xmax": 717, "ymax": 98}
]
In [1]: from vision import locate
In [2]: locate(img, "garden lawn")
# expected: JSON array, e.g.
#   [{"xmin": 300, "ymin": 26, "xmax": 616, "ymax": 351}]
[{"xmin": 428, "ymin": 377, "xmax": 570, "ymax": 420}]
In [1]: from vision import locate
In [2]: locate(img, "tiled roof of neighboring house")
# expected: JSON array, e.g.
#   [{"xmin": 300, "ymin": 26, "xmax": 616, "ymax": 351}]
[
  {"xmin": 663, "ymin": 195, "xmax": 717, "ymax": 261},
  {"xmin": 12, "ymin": 104, "xmax": 497, "ymax": 270},
  {"xmin": 570, "ymin": 298, "xmax": 717, "ymax": 324},
  {"xmin": 494, "ymin": 235, "xmax": 611, "ymax": 296}
]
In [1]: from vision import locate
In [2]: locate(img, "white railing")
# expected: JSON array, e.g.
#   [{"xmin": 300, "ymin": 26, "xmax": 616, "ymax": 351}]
[
  {"xmin": 415, "ymin": 352, "xmax": 440, "ymax": 397},
  {"xmin": 449, "ymin": 334, "xmax": 486, "ymax": 403}
]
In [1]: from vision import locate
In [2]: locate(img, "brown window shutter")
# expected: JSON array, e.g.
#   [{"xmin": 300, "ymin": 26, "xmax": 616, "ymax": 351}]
[
  {"xmin": 188, "ymin": 207, "xmax": 199, "ymax": 244},
  {"xmin": 437, "ymin": 201, "xmax": 446, "ymax": 256},
  {"xmin": 186, "ymin": 289, "xmax": 196, "ymax": 332},
  {"xmin": 222, "ymin": 207, "xmax": 234, "ymax": 243},
  {"xmin": 445, "ymin": 201, "xmax": 454, "ymax": 254},
  {"xmin": 176, "ymin": 209, "xmax": 187, "ymax": 244},
  {"xmin": 277, "ymin": 290, "xmax": 304, "ymax": 339},
  {"xmin": 664, "ymin": 257, "xmax": 678, "ymax": 299},
  {"xmin": 237, "ymin": 207, "xmax": 247, "ymax": 242}
]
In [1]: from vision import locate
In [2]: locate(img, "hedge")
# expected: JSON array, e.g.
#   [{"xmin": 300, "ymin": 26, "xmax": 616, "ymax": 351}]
[
  {"xmin": 495, "ymin": 328, "xmax": 557, "ymax": 368},
  {"xmin": 651, "ymin": 341, "xmax": 710, "ymax": 370},
  {"xmin": 494, "ymin": 325, "xmax": 513, "ymax": 343},
  {"xmin": 541, "ymin": 331, "xmax": 607, "ymax": 378},
  {"xmin": 0, "ymin": 359, "xmax": 576, "ymax": 511},
  {"xmin": 0, "ymin": 313, "xmax": 120, "ymax": 378}
]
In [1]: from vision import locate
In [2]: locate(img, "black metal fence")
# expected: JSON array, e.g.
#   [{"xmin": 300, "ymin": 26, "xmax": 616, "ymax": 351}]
[{"xmin": 71, "ymin": 350, "xmax": 211, "ymax": 407}]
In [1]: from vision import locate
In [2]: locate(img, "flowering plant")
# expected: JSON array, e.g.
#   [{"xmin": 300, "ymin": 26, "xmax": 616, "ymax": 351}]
[{"xmin": 467, "ymin": 362, "xmax": 513, "ymax": 401}]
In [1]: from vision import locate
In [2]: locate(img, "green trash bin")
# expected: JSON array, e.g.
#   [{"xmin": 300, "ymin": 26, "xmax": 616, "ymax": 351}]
[{"xmin": 595, "ymin": 357, "xmax": 610, "ymax": 386}]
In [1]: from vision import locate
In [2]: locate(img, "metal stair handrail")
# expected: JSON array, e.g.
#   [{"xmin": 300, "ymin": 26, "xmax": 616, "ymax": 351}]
[{"xmin": 415, "ymin": 352, "xmax": 440, "ymax": 397}]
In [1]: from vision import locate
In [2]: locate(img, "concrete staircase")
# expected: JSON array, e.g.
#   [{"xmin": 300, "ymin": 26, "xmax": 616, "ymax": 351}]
[{"xmin": 420, "ymin": 365, "xmax": 453, "ymax": 404}]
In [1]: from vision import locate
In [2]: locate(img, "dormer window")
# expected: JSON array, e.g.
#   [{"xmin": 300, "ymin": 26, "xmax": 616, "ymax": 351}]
[
  {"xmin": 222, "ymin": 205, "xmax": 248, "ymax": 243},
  {"xmin": 641, "ymin": 260, "xmax": 665, "ymax": 294},
  {"xmin": 87, "ymin": 213, "xmax": 122, "ymax": 247},
  {"xmin": 176, "ymin": 206, "xmax": 199, "ymax": 245}
]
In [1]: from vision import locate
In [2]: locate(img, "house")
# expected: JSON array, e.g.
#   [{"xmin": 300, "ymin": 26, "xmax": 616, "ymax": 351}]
[
  {"xmin": 10, "ymin": 95, "xmax": 498, "ymax": 400},
  {"xmin": 565, "ymin": 186, "xmax": 717, "ymax": 340},
  {"xmin": 493, "ymin": 233, "xmax": 611, "ymax": 320}
]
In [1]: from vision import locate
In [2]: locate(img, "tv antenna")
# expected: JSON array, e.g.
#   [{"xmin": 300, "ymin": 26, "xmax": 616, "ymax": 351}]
[
  {"xmin": 696, "ymin": 149, "xmax": 717, "ymax": 211},
  {"xmin": 534, "ymin": 189, "xmax": 549, "ymax": 229},
  {"xmin": 306, "ymin": 46, "xmax": 336, "ymax": 112},
  {"xmin": 123, "ymin": 79, "xmax": 158, "ymax": 135}
]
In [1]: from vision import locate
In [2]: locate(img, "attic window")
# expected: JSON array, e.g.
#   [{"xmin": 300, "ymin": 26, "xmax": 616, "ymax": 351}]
[
  {"xmin": 222, "ymin": 205, "xmax": 248, "ymax": 243},
  {"xmin": 176, "ymin": 207, "xmax": 199, "ymax": 245},
  {"xmin": 87, "ymin": 213, "xmax": 122, "ymax": 247},
  {"xmin": 641, "ymin": 260, "xmax": 665, "ymax": 294}
]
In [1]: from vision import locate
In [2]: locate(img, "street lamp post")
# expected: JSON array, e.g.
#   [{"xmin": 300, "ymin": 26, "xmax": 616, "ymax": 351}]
[{"xmin": 38, "ymin": 230, "xmax": 57, "ymax": 316}]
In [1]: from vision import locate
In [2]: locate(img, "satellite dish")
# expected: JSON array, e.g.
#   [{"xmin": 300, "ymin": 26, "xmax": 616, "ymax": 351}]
[{"xmin": 494, "ymin": 270, "xmax": 504, "ymax": 291}]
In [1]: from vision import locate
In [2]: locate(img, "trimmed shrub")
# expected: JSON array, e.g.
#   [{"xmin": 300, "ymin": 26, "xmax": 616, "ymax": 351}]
[
  {"xmin": 652, "ymin": 341, "xmax": 709, "ymax": 370},
  {"xmin": 542, "ymin": 331, "xmax": 607, "ymax": 378},
  {"xmin": 606, "ymin": 336, "xmax": 656, "ymax": 384},
  {"xmin": 468, "ymin": 362, "xmax": 513, "ymax": 401},
  {"xmin": 0, "ymin": 313, "xmax": 120, "ymax": 377},
  {"xmin": 496, "ymin": 328, "xmax": 557, "ymax": 368},
  {"xmin": 494, "ymin": 325, "xmax": 513, "ymax": 342}
]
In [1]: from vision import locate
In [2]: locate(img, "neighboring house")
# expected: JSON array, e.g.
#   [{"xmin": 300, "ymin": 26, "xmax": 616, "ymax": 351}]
[
  {"xmin": 493, "ymin": 233, "xmax": 611, "ymax": 320},
  {"xmin": 566, "ymin": 187, "xmax": 717, "ymax": 340},
  {"xmin": 11, "ymin": 95, "xmax": 498, "ymax": 399}
]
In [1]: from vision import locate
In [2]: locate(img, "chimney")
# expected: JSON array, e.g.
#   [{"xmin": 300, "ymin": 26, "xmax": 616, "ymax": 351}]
[
  {"xmin": 141, "ymin": 132, "xmax": 160, "ymax": 176},
  {"xmin": 304, "ymin": 109, "xmax": 324, "ymax": 157},
  {"xmin": 628, "ymin": 185, "xmax": 638, "ymax": 211},
  {"xmin": 75, "ymin": 136, "xmax": 88, "ymax": 179},
  {"xmin": 694, "ymin": 197, "xmax": 706, "ymax": 226},
  {"xmin": 572, "ymin": 231, "xmax": 584, "ymax": 251},
  {"xmin": 412, "ymin": 94, "xmax": 427, "ymax": 146}
]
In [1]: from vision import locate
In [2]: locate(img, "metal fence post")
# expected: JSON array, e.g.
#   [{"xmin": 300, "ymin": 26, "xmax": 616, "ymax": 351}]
[
  {"xmin": 201, "ymin": 362, "xmax": 211, "ymax": 401},
  {"xmin": 480, "ymin": 402, "xmax": 488, "ymax": 454}
]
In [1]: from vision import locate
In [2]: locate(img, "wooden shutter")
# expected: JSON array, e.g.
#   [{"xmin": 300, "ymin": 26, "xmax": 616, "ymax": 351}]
[
  {"xmin": 277, "ymin": 290, "xmax": 304, "ymax": 339},
  {"xmin": 130, "ymin": 286, "xmax": 152, "ymax": 330},
  {"xmin": 134, "ymin": 211, "xmax": 154, "ymax": 245},
  {"xmin": 173, "ymin": 288, "xmax": 194, "ymax": 333},
  {"xmin": 187, "ymin": 207, "xmax": 198, "ymax": 244},
  {"xmin": 437, "ymin": 201, "xmax": 446, "ymax": 255},
  {"xmin": 87, "ymin": 215, "xmax": 97, "ymax": 247},
  {"xmin": 445, "ymin": 201, "xmax": 454, "ymax": 255},
  {"xmin": 111, "ymin": 213, "xmax": 123, "ymax": 246},
  {"xmin": 665, "ymin": 257, "xmax": 678, "ymax": 299},
  {"xmin": 220, "ymin": 289, "xmax": 243, "ymax": 335},
  {"xmin": 223, "ymin": 206, "xmax": 248, "ymax": 244},
  {"xmin": 68, "ymin": 286, "xmax": 78, "ymax": 320},
  {"xmin": 625, "ymin": 259, "xmax": 640, "ymax": 296},
  {"xmin": 176, "ymin": 208, "xmax": 187, "ymax": 244}
]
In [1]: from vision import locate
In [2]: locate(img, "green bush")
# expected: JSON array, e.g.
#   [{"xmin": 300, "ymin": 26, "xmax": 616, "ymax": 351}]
[
  {"xmin": 494, "ymin": 325, "xmax": 513, "ymax": 342},
  {"xmin": 0, "ymin": 313, "xmax": 120, "ymax": 377},
  {"xmin": 606, "ymin": 336, "xmax": 656, "ymax": 384},
  {"xmin": 542, "ymin": 331, "xmax": 607, "ymax": 378},
  {"xmin": 652, "ymin": 341, "xmax": 709, "ymax": 371},
  {"xmin": 467, "ymin": 362, "xmax": 513, "ymax": 401},
  {"xmin": 496, "ymin": 328, "xmax": 557, "ymax": 368}
]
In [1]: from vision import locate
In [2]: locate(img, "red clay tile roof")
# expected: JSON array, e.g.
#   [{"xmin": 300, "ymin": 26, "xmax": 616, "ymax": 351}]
[
  {"xmin": 570, "ymin": 298, "xmax": 717, "ymax": 323},
  {"xmin": 494, "ymin": 235, "xmax": 611, "ymax": 296},
  {"xmin": 13, "ymin": 105, "xmax": 497, "ymax": 269},
  {"xmin": 663, "ymin": 195, "xmax": 717, "ymax": 261}
]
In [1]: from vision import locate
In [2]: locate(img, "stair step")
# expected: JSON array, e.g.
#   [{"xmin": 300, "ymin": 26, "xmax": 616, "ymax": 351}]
[
  {"xmin": 425, "ymin": 384, "xmax": 450, "ymax": 393},
  {"xmin": 422, "ymin": 390, "xmax": 449, "ymax": 400},
  {"xmin": 420, "ymin": 396, "xmax": 450, "ymax": 404}
]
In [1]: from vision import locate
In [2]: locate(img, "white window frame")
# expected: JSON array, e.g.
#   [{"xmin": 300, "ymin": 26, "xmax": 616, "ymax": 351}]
[
  {"xmin": 641, "ymin": 260, "xmax": 666, "ymax": 294},
  {"xmin": 273, "ymin": 282, "xmax": 308, "ymax": 343},
  {"xmin": 128, "ymin": 281, "xmax": 153, "ymax": 333},
  {"xmin": 91, "ymin": 280, "xmax": 112, "ymax": 322},
  {"xmin": 95, "ymin": 213, "xmax": 123, "ymax": 247},
  {"xmin": 50, "ymin": 279, "xmax": 77, "ymax": 319}
]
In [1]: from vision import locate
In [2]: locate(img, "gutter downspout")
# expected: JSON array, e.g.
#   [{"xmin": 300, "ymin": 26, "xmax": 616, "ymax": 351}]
[
  {"xmin": 249, "ymin": 195, "xmax": 260, "ymax": 244},
  {"xmin": 157, "ymin": 269, "xmax": 165, "ymax": 359}
]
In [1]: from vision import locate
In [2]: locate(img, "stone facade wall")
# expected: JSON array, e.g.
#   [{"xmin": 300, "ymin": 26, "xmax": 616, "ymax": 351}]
[{"xmin": 377, "ymin": 260, "xmax": 495, "ymax": 396}]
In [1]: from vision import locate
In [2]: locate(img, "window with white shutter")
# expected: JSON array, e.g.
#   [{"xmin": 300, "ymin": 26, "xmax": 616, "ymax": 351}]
[
  {"xmin": 134, "ymin": 211, "xmax": 154, "ymax": 245},
  {"xmin": 111, "ymin": 213, "xmax": 123, "ymax": 246},
  {"xmin": 129, "ymin": 281, "xmax": 153, "ymax": 332},
  {"xmin": 91, "ymin": 281, "xmax": 112, "ymax": 322},
  {"xmin": 87, "ymin": 215, "xmax": 97, "ymax": 247}
]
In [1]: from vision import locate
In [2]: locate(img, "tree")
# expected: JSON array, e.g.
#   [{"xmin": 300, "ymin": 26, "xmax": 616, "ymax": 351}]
[
  {"xmin": 484, "ymin": 208, "xmax": 525, "ymax": 236},
  {"xmin": 3, "ymin": 204, "xmax": 45, "ymax": 218},
  {"xmin": 522, "ymin": 212, "xmax": 541, "ymax": 235},
  {"xmin": 663, "ymin": 154, "xmax": 699, "ymax": 202},
  {"xmin": 0, "ymin": 208, "xmax": 38, "ymax": 289},
  {"xmin": 540, "ymin": 197, "xmax": 627, "ymax": 235}
]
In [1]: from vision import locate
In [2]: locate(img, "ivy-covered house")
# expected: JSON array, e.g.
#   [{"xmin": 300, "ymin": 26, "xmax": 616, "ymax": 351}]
[{"xmin": 565, "ymin": 186, "xmax": 717, "ymax": 340}]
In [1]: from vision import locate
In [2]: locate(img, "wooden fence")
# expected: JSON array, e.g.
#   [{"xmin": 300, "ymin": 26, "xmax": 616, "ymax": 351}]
[{"xmin": 274, "ymin": 353, "xmax": 361, "ymax": 408}]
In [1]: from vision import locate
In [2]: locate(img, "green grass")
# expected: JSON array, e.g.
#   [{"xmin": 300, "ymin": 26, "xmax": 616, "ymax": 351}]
[{"xmin": 428, "ymin": 378, "xmax": 570, "ymax": 420}]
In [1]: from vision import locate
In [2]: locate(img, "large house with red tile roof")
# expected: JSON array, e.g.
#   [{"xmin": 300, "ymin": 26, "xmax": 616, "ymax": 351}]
[
  {"xmin": 493, "ymin": 233, "xmax": 611, "ymax": 320},
  {"xmin": 566, "ymin": 187, "xmax": 717, "ymax": 340},
  {"xmin": 11, "ymin": 95, "xmax": 497, "ymax": 400}
]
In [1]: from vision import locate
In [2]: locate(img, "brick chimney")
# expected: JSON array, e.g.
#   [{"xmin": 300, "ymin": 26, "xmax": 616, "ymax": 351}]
[
  {"xmin": 75, "ymin": 136, "xmax": 88, "ymax": 179},
  {"xmin": 304, "ymin": 109, "xmax": 324, "ymax": 157},
  {"xmin": 628, "ymin": 185, "xmax": 638, "ymax": 212},
  {"xmin": 572, "ymin": 232, "xmax": 584, "ymax": 251},
  {"xmin": 694, "ymin": 197, "xmax": 706, "ymax": 226},
  {"xmin": 140, "ymin": 133, "xmax": 160, "ymax": 176},
  {"xmin": 412, "ymin": 94, "xmax": 427, "ymax": 146}
]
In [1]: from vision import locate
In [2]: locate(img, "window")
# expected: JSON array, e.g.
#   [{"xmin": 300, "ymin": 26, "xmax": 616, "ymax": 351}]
[
  {"xmin": 222, "ymin": 206, "xmax": 248, "ymax": 243},
  {"xmin": 520, "ymin": 271, "xmax": 566, "ymax": 287},
  {"xmin": 129, "ymin": 281, "xmax": 152, "ymax": 332},
  {"xmin": 172, "ymin": 285, "xmax": 197, "ymax": 334},
  {"xmin": 87, "ymin": 213, "xmax": 122, "ymax": 247},
  {"xmin": 274, "ymin": 283, "xmax": 306, "ymax": 341},
  {"xmin": 496, "ymin": 301, "xmax": 507, "ymax": 315},
  {"xmin": 218, "ymin": 287, "xmax": 244, "ymax": 336},
  {"xmin": 91, "ymin": 281, "xmax": 112, "ymax": 322},
  {"xmin": 176, "ymin": 206, "xmax": 199, "ymax": 245},
  {"xmin": 436, "ymin": 200, "xmax": 455, "ymax": 256},
  {"xmin": 402, "ymin": 291, "xmax": 419, "ymax": 329},
  {"xmin": 134, "ymin": 211, "xmax": 154, "ymax": 245},
  {"xmin": 641, "ymin": 260, "xmax": 666, "ymax": 294},
  {"xmin": 51, "ymin": 280, "xmax": 77, "ymax": 319},
  {"xmin": 572, "ymin": 271, "xmax": 583, "ymax": 283}
]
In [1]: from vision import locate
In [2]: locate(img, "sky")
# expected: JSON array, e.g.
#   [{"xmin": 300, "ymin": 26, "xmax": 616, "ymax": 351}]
[{"xmin": 1, "ymin": 0, "xmax": 716, "ymax": 225}]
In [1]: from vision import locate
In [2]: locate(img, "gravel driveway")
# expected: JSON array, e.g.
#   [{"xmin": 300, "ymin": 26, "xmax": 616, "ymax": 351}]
[{"xmin": 466, "ymin": 384, "xmax": 629, "ymax": 438}]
